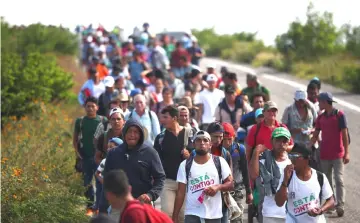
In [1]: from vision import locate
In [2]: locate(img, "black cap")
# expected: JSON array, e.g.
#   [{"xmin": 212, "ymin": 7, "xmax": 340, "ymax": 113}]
[
  {"xmin": 207, "ymin": 122, "xmax": 224, "ymax": 134},
  {"xmin": 290, "ymin": 143, "xmax": 311, "ymax": 159},
  {"xmin": 318, "ymin": 92, "xmax": 336, "ymax": 103},
  {"xmin": 224, "ymin": 85, "xmax": 236, "ymax": 94}
]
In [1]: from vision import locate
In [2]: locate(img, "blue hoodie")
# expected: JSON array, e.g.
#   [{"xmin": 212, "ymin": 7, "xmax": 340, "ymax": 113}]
[{"xmin": 103, "ymin": 119, "xmax": 165, "ymax": 201}]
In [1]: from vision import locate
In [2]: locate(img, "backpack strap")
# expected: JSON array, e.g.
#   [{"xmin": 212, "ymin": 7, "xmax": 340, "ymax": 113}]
[
  {"xmin": 250, "ymin": 123, "xmax": 261, "ymax": 159},
  {"xmin": 212, "ymin": 155, "xmax": 223, "ymax": 183},
  {"xmin": 334, "ymin": 109, "xmax": 351, "ymax": 144},
  {"xmin": 128, "ymin": 110, "xmax": 133, "ymax": 119},
  {"xmin": 316, "ymin": 170, "xmax": 324, "ymax": 203},
  {"xmin": 287, "ymin": 171, "xmax": 294, "ymax": 187},
  {"xmin": 185, "ymin": 156, "xmax": 195, "ymax": 191}
]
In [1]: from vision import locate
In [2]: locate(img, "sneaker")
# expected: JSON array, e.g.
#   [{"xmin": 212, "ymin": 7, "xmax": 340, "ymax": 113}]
[
  {"xmin": 336, "ymin": 207, "xmax": 344, "ymax": 217},
  {"xmin": 85, "ymin": 209, "xmax": 94, "ymax": 217}
]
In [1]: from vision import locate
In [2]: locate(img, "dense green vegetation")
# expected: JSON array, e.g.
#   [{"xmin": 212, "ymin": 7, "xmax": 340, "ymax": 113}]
[
  {"xmin": 193, "ymin": 3, "xmax": 360, "ymax": 93},
  {"xmin": 1, "ymin": 20, "xmax": 78, "ymax": 122},
  {"xmin": 1, "ymin": 19, "xmax": 88, "ymax": 222}
]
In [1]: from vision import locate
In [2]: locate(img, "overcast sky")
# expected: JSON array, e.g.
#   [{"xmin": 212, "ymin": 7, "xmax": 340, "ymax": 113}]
[{"xmin": 1, "ymin": 0, "xmax": 359, "ymax": 45}]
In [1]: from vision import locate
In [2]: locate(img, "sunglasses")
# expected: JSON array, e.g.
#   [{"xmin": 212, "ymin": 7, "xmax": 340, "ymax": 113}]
[{"xmin": 288, "ymin": 153, "xmax": 305, "ymax": 159}]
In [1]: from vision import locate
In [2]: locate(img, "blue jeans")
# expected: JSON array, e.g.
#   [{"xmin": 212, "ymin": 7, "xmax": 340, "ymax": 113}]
[{"xmin": 82, "ymin": 157, "xmax": 97, "ymax": 209}]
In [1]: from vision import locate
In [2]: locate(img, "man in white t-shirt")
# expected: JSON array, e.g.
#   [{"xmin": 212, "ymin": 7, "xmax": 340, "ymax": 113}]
[
  {"xmin": 249, "ymin": 127, "xmax": 293, "ymax": 223},
  {"xmin": 172, "ymin": 130, "xmax": 234, "ymax": 223},
  {"xmin": 199, "ymin": 74, "xmax": 225, "ymax": 130},
  {"xmin": 275, "ymin": 143, "xmax": 334, "ymax": 223}
]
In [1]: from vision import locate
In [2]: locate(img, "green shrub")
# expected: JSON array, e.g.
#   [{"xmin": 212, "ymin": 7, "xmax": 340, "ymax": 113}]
[
  {"xmin": 1, "ymin": 20, "xmax": 78, "ymax": 55},
  {"xmin": 1, "ymin": 52, "xmax": 74, "ymax": 121},
  {"xmin": 343, "ymin": 66, "xmax": 360, "ymax": 93}
]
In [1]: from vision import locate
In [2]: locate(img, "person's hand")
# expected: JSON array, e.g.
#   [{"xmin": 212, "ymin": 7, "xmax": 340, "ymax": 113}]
[
  {"xmin": 233, "ymin": 123, "xmax": 239, "ymax": 131},
  {"xmin": 283, "ymin": 164, "xmax": 294, "ymax": 182},
  {"xmin": 182, "ymin": 149, "xmax": 190, "ymax": 159},
  {"xmin": 138, "ymin": 194, "xmax": 151, "ymax": 204},
  {"xmin": 308, "ymin": 207, "xmax": 323, "ymax": 217},
  {"xmin": 203, "ymin": 185, "xmax": 219, "ymax": 197},
  {"xmin": 172, "ymin": 215, "xmax": 179, "ymax": 223},
  {"xmin": 246, "ymin": 193, "xmax": 253, "ymax": 204},
  {"xmin": 255, "ymin": 144, "xmax": 267, "ymax": 155},
  {"xmin": 343, "ymin": 152, "xmax": 350, "ymax": 164},
  {"xmin": 75, "ymin": 150, "xmax": 83, "ymax": 159}
]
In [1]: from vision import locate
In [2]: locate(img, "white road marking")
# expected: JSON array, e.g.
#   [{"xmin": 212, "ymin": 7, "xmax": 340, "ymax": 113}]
[
  {"xmin": 204, "ymin": 58, "xmax": 360, "ymax": 113},
  {"xmin": 262, "ymin": 74, "xmax": 360, "ymax": 113}
]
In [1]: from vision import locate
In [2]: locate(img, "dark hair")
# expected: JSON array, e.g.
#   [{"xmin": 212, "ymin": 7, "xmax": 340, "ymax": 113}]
[
  {"xmin": 88, "ymin": 67, "xmax": 97, "ymax": 75},
  {"xmin": 89, "ymin": 214, "xmax": 116, "ymax": 223},
  {"xmin": 176, "ymin": 41, "xmax": 183, "ymax": 48},
  {"xmin": 227, "ymin": 72, "xmax": 237, "ymax": 81},
  {"xmin": 162, "ymin": 87, "xmax": 174, "ymax": 95},
  {"xmin": 307, "ymin": 83, "xmax": 319, "ymax": 91},
  {"xmin": 251, "ymin": 92, "xmax": 265, "ymax": 104},
  {"xmin": 224, "ymin": 84, "xmax": 236, "ymax": 94},
  {"xmin": 85, "ymin": 96, "xmax": 98, "ymax": 106},
  {"xmin": 207, "ymin": 122, "xmax": 224, "ymax": 134},
  {"xmin": 103, "ymin": 170, "xmax": 129, "ymax": 197},
  {"xmin": 161, "ymin": 105, "xmax": 179, "ymax": 118}
]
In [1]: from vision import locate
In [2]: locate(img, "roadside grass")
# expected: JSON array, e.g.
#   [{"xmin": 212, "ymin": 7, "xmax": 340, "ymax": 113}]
[{"xmin": 1, "ymin": 101, "xmax": 90, "ymax": 222}]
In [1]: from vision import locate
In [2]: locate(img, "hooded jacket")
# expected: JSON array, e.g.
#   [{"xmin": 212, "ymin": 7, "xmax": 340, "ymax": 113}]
[{"xmin": 104, "ymin": 119, "xmax": 165, "ymax": 201}]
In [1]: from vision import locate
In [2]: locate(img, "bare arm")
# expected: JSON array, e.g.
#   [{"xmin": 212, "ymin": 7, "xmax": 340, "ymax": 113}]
[
  {"xmin": 342, "ymin": 128, "xmax": 349, "ymax": 155},
  {"xmin": 311, "ymin": 130, "xmax": 320, "ymax": 146},
  {"xmin": 275, "ymin": 181, "xmax": 288, "ymax": 207},
  {"xmin": 218, "ymin": 175, "xmax": 234, "ymax": 192},
  {"xmin": 249, "ymin": 148, "xmax": 262, "ymax": 181},
  {"xmin": 172, "ymin": 183, "xmax": 186, "ymax": 222}
]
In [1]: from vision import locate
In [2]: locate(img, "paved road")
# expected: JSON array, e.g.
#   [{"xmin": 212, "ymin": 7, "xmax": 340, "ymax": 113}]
[{"xmin": 198, "ymin": 58, "xmax": 360, "ymax": 223}]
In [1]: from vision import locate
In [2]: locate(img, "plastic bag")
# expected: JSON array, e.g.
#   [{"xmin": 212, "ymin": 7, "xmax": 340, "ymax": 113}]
[{"xmin": 223, "ymin": 192, "xmax": 243, "ymax": 220}]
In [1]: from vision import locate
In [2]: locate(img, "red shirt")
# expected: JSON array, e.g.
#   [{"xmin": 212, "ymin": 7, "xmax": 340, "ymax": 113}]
[
  {"xmin": 170, "ymin": 49, "xmax": 191, "ymax": 68},
  {"xmin": 315, "ymin": 109, "xmax": 347, "ymax": 160},
  {"xmin": 246, "ymin": 120, "xmax": 293, "ymax": 151}
]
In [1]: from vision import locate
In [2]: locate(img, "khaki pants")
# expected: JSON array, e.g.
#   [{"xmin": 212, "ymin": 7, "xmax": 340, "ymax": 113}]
[
  {"xmin": 161, "ymin": 178, "xmax": 185, "ymax": 223},
  {"xmin": 321, "ymin": 158, "xmax": 345, "ymax": 208},
  {"xmin": 263, "ymin": 217, "xmax": 285, "ymax": 223}
]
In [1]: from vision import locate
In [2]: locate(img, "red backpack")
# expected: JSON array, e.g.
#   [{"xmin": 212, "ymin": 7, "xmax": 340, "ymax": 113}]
[{"xmin": 120, "ymin": 201, "xmax": 173, "ymax": 223}]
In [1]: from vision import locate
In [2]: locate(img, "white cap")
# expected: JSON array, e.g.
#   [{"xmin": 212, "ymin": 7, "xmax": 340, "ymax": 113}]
[
  {"xmin": 206, "ymin": 74, "xmax": 218, "ymax": 82},
  {"xmin": 193, "ymin": 130, "xmax": 211, "ymax": 141},
  {"xmin": 109, "ymin": 107, "xmax": 124, "ymax": 118},
  {"xmin": 104, "ymin": 76, "xmax": 115, "ymax": 87},
  {"xmin": 191, "ymin": 65, "xmax": 202, "ymax": 72},
  {"xmin": 294, "ymin": 89, "xmax": 307, "ymax": 101},
  {"xmin": 207, "ymin": 63, "xmax": 216, "ymax": 69}
]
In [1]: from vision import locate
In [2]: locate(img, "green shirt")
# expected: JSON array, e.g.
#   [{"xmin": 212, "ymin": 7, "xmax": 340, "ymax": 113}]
[
  {"xmin": 242, "ymin": 84, "xmax": 270, "ymax": 102},
  {"xmin": 164, "ymin": 44, "xmax": 175, "ymax": 59},
  {"xmin": 75, "ymin": 115, "xmax": 107, "ymax": 157}
]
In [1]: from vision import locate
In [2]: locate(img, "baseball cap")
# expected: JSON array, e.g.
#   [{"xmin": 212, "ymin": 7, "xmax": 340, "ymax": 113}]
[
  {"xmin": 289, "ymin": 143, "xmax": 311, "ymax": 159},
  {"xmin": 104, "ymin": 76, "xmax": 115, "ymax": 87},
  {"xmin": 135, "ymin": 79, "xmax": 149, "ymax": 87},
  {"xmin": 193, "ymin": 130, "xmax": 211, "ymax": 141},
  {"xmin": 224, "ymin": 85, "xmax": 236, "ymax": 94},
  {"xmin": 207, "ymin": 122, "xmax": 224, "ymax": 134},
  {"xmin": 118, "ymin": 93, "xmax": 129, "ymax": 102},
  {"xmin": 109, "ymin": 107, "xmax": 124, "ymax": 118},
  {"xmin": 207, "ymin": 63, "xmax": 216, "ymax": 69},
  {"xmin": 109, "ymin": 137, "xmax": 123, "ymax": 146},
  {"xmin": 318, "ymin": 92, "xmax": 336, "ymax": 103},
  {"xmin": 263, "ymin": 101, "xmax": 278, "ymax": 111},
  {"xmin": 130, "ymin": 88, "xmax": 142, "ymax": 97},
  {"xmin": 246, "ymin": 73, "xmax": 257, "ymax": 81},
  {"xmin": 206, "ymin": 74, "xmax": 218, "ymax": 82},
  {"xmin": 255, "ymin": 108, "xmax": 264, "ymax": 118},
  {"xmin": 222, "ymin": 123, "xmax": 235, "ymax": 138},
  {"xmin": 271, "ymin": 127, "xmax": 291, "ymax": 139},
  {"xmin": 294, "ymin": 89, "xmax": 307, "ymax": 101}
]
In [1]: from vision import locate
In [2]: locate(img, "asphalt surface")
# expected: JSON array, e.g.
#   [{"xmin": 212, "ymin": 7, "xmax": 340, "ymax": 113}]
[{"xmin": 198, "ymin": 58, "xmax": 360, "ymax": 223}]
